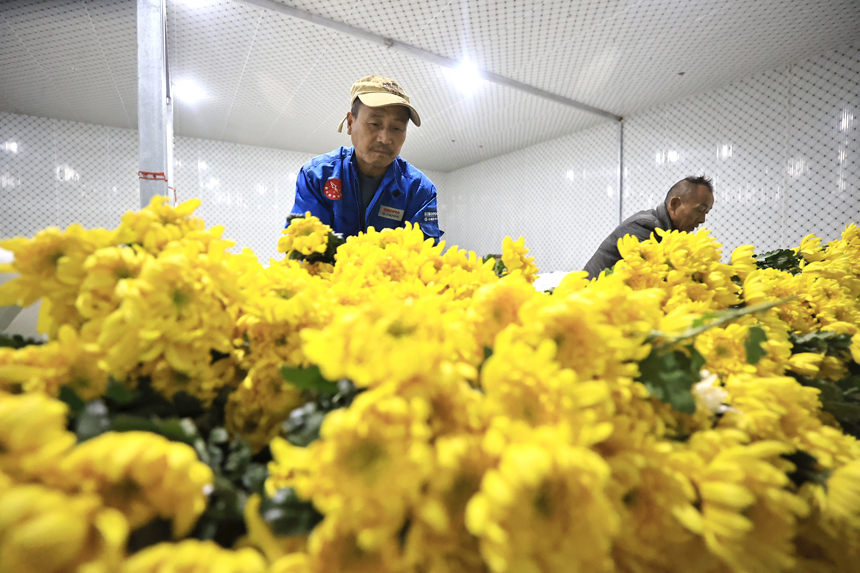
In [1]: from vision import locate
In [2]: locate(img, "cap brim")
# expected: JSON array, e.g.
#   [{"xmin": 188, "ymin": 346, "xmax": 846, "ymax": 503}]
[{"xmin": 357, "ymin": 93, "xmax": 421, "ymax": 127}]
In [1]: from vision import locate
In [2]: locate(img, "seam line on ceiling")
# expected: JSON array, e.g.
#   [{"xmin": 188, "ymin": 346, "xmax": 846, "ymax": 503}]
[
  {"xmin": 235, "ymin": 0, "xmax": 623, "ymax": 122},
  {"xmin": 81, "ymin": 0, "xmax": 133, "ymax": 129},
  {"xmin": 219, "ymin": 9, "xmax": 265, "ymax": 139},
  {"xmin": 1, "ymin": 11, "xmax": 80, "ymax": 123}
]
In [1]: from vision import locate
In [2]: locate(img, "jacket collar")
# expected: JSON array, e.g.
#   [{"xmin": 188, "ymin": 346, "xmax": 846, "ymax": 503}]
[
  {"xmin": 347, "ymin": 146, "xmax": 402, "ymax": 183},
  {"xmin": 654, "ymin": 202, "xmax": 675, "ymax": 231}
]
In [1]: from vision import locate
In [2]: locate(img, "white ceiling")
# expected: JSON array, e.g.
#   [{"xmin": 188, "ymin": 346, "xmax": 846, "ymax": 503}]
[{"xmin": 1, "ymin": 0, "xmax": 858, "ymax": 172}]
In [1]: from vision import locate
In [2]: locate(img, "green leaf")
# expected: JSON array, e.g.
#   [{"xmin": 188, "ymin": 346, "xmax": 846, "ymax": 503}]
[
  {"xmin": 242, "ymin": 463, "xmax": 268, "ymax": 495},
  {"xmin": 283, "ymin": 405, "xmax": 327, "ymax": 447},
  {"xmin": 745, "ymin": 326, "xmax": 769, "ymax": 365},
  {"xmin": 280, "ymin": 365, "xmax": 338, "ymax": 394},
  {"xmin": 75, "ymin": 400, "xmax": 111, "ymax": 441},
  {"xmin": 754, "ymin": 248, "xmax": 802, "ymax": 274},
  {"xmin": 111, "ymin": 415, "xmax": 202, "ymax": 447},
  {"xmin": 494, "ymin": 258, "xmax": 507, "ymax": 277},
  {"xmin": 0, "ymin": 333, "xmax": 44, "ymax": 349},
  {"xmin": 59, "ymin": 385, "xmax": 85, "ymax": 418},
  {"xmin": 259, "ymin": 488, "xmax": 323, "ymax": 537},
  {"xmin": 224, "ymin": 436, "xmax": 253, "ymax": 475},
  {"xmin": 691, "ymin": 312, "xmax": 719, "ymax": 329},
  {"xmin": 637, "ymin": 347, "xmax": 700, "ymax": 415},
  {"xmin": 782, "ymin": 450, "xmax": 826, "ymax": 488},
  {"xmin": 790, "ymin": 331, "xmax": 853, "ymax": 356},
  {"xmin": 104, "ymin": 377, "xmax": 138, "ymax": 405}
]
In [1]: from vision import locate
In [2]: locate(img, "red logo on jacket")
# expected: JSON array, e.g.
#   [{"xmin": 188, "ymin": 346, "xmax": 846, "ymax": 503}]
[{"xmin": 323, "ymin": 178, "xmax": 342, "ymax": 200}]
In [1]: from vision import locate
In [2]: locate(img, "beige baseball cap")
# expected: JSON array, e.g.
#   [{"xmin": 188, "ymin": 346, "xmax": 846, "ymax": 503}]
[{"xmin": 337, "ymin": 75, "xmax": 421, "ymax": 132}]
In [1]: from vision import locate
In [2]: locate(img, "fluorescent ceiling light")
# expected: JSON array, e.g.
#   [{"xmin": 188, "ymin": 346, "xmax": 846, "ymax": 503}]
[
  {"xmin": 446, "ymin": 58, "xmax": 483, "ymax": 96},
  {"xmin": 173, "ymin": 79, "xmax": 206, "ymax": 103}
]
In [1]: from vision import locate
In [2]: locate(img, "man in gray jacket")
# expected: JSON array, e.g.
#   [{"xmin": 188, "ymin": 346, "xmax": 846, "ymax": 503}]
[{"xmin": 583, "ymin": 176, "xmax": 714, "ymax": 279}]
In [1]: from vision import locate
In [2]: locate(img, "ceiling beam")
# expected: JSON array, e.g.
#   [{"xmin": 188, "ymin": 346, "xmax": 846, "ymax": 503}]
[{"xmin": 235, "ymin": 0, "xmax": 623, "ymax": 122}]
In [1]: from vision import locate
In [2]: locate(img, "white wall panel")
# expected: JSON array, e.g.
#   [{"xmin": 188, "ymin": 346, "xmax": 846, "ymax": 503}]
[
  {"xmin": 0, "ymin": 111, "xmax": 448, "ymax": 264},
  {"xmin": 437, "ymin": 121, "xmax": 620, "ymax": 272},
  {"xmin": 3, "ymin": 45, "xmax": 857, "ymax": 274},
  {"xmin": 0, "ymin": 112, "xmax": 314, "ymax": 265},
  {"xmin": 622, "ymin": 46, "xmax": 859, "ymax": 259}
]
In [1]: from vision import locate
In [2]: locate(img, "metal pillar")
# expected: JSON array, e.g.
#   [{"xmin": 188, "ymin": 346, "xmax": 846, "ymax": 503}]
[
  {"xmin": 618, "ymin": 120, "xmax": 624, "ymax": 225},
  {"xmin": 137, "ymin": 0, "xmax": 172, "ymax": 208}
]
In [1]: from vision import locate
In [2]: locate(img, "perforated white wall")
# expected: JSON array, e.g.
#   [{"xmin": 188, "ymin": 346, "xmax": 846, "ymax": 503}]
[
  {"xmin": 0, "ymin": 112, "xmax": 316, "ymax": 263},
  {"xmin": 622, "ymin": 46, "xmax": 860, "ymax": 258},
  {"xmin": 0, "ymin": 113, "xmax": 139, "ymax": 239},
  {"xmin": 438, "ymin": 121, "xmax": 620, "ymax": 272},
  {"xmin": 3, "ymin": 43, "xmax": 857, "ymax": 273},
  {"xmin": 441, "ymin": 45, "xmax": 860, "ymax": 270}
]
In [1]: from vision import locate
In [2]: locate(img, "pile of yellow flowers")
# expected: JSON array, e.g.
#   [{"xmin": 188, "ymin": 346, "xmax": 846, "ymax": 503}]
[{"xmin": 1, "ymin": 196, "xmax": 859, "ymax": 573}]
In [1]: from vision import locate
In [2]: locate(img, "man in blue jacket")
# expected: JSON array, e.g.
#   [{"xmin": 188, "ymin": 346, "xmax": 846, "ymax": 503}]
[{"xmin": 288, "ymin": 75, "xmax": 443, "ymax": 242}]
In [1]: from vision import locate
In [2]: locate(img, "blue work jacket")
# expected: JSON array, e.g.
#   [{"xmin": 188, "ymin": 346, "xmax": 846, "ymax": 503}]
[{"xmin": 288, "ymin": 146, "xmax": 443, "ymax": 242}]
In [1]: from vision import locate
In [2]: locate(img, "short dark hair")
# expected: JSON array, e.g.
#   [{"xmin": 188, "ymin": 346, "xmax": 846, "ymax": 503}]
[
  {"xmin": 351, "ymin": 98, "xmax": 362, "ymax": 118},
  {"xmin": 664, "ymin": 175, "xmax": 714, "ymax": 207}
]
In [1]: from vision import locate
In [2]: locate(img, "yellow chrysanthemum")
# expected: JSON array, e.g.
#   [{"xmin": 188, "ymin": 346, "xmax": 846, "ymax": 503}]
[
  {"xmin": 501, "ymin": 236, "xmax": 539, "ymax": 283},
  {"xmin": 515, "ymin": 281, "xmax": 658, "ymax": 382},
  {"xmin": 234, "ymin": 261, "xmax": 334, "ymax": 370},
  {"xmin": 796, "ymin": 233, "xmax": 827, "ymax": 264},
  {"xmin": 269, "ymin": 553, "xmax": 311, "ymax": 573},
  {"xmin": 551, "ymin": 270, "xmax": 589, "ymax": 296},
  {"xmin": 268, "ymin": 387, "xmax": 433, "ymax": 549},
  {"xmin": 404, "ymin": 434, "xmax": 495, "ymax": 573},
  {"xmin": 330, "ymin": 222, "xmax": 443, "ymax": 289},
  {"xmin": 225, "ymin": 360, "xmax": 304, "ymax": 453},
  {"xmin": 480, "ymin": 330, "xmax": 613, "ymax": 427},
  {"xmin": 820, "ymin": 460, "xmax": 860, "ymax": 529},
  {"xmin": 302, "ymin": 294, "xmax": 475, "ymax": 388},
  {"xmin": 602, "ymin": 427, "xmax": 707, "ymax": 572},
  {"xmin": 122, "ymin": 539, "xmax": 267, "ymax": 573},
  {"xmin": 304, "ymin": 517, "xmax": 405, "ymax": 573},
  {"xmin": 670, "ymin": 431, "xmax": 808, "ymax": 573},
  {"xmin": 278, "ymin": 213, "xmax": 331, "ymax": 257},
  {"xmin": 56, "ymin": 431, "xmax": 213, "ymax": 537},
  {"xmin": 851, "ymin": 332, "xmax": 860, "ymax": 364},
  {"xmin": 466, "ymin": 424, "xmax": 619, "ymax": 573},
  {"xmin": 467, "ymin": 273, "xmax": 541, "ymax": 351},
  {"xmin": 98, "ymin": 241, "xmax": 241, "ymax": 404},
  {"xmin": 112, "ymin": 196, "xmax": 209, "ymax": 255},
  {"xmin": 0, "ymin": 483, "xmax": 127, "ymax": 573},
  {"xmin": 613, "ymin": 228, "xmax": 741, "ymax": 312},
  {"xmin": 715, "ymin": 375, "xmax": 860, "ymax": 469},
  {"xmin": 0, "ymin": 224, "xmax": 114, "ymax": 336},
  {"xmin": 730, "ymin": 244, "xmax": 757, "ymax": 281},
  {"xmin": 237, "ymin": 494, "xmax": 306, "ymax": 563},
  {"xmin": 76, "ymin": 245, "xmax": 151, "ymax": 339},
  {"xmin": 787, "ymin": 352, "xmax": 824, "ymax": 376},
  {"xmin": 0, "ymin": 391, "xmax": 75, "ymax": 482},
  {"xmin": 0, "ymin": 324, "xmax": 108, "ymax": 399}
]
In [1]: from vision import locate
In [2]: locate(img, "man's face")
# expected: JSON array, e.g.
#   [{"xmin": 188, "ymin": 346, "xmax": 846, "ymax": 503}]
[
  {"xmin": 347, "ymin": 104, "xmax": 409, "ymax": 176},
  {"xmin": 668, "ymin": 185, "xmax": 714, "ymax": 233}
]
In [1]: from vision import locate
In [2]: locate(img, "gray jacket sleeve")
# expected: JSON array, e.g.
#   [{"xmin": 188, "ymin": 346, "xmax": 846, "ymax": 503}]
[{"xmin": 582, "ymin": 221, "xmax": 656, "ymax": 279}]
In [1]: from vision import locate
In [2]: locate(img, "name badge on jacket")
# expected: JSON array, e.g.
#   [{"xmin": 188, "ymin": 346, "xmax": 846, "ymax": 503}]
[{"xmin": 378, "ymin": 205, "xmax": 404, "ymax": 221}]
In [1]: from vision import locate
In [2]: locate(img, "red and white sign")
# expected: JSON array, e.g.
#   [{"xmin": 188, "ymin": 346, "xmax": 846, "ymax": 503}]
[
  {"xmin": 323, "ymin": 178, "xmax": 342, "ymax": 200},
  {"xmin": 378, "ymin": 205, "xmax": 405, "ymax": 221}
]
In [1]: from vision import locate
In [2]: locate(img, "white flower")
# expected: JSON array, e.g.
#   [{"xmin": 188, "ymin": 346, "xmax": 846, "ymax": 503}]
[{"xmin": 693, "ymin": 369, "xmax": 729, "ymax": 415}]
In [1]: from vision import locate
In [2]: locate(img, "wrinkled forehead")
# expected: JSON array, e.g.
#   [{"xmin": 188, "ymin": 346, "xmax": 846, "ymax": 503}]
[{"xmin": 362, "ymin": 105, "xmax": 410, "ymax": 123}]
